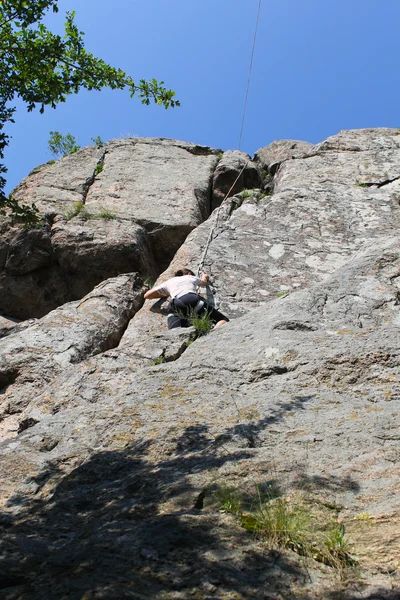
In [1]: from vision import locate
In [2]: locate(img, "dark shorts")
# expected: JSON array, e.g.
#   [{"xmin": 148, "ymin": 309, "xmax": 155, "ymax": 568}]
[{"xmin": 167, "ymin": 293, "xmax": 229, "ymax": 330}]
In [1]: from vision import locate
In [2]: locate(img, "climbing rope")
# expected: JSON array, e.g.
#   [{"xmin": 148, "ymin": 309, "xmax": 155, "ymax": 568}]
[
  {"xmin": 197, "ymin": 161, "xmax": 248, "ymax": 276},
  {"xmin": 238, "ymin": 0, "xmax": 262, "ymax": 151},
  {"xmin": 197, "ymin": 0, "xmax": 262, "ymax": 277}
]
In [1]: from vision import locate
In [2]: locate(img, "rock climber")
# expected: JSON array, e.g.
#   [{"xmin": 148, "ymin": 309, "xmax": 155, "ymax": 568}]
[{"xmin": 144, "ymin": 268, "xmax": 229, "ymax": 329}]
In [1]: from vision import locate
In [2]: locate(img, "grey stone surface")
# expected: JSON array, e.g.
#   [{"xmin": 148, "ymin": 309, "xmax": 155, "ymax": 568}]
[
  {"xmin": 1, "ymin": 129, "xmax": 400, "ymax": 598},
  {"xmin": 0, "ymin": 138, "xmax": 220, "ymax": 319},
  {"xmin": 0, "ymin": 315, "xmax": 21, "ymax": 338},
  {"xmin": 12, "ymin": 146, "xmax": 104, "ymax": 215},
  {"xmin": 85, "ymin": 138, "xmax": 219, "ymax": 268},
  {"xmin": 254, "ymin": 138, "xmax": 313, "ymax": 174},
  {"xmin": 145, "ymin": 129, "xmax": 400, "ymax": 325},
  {"xmin": 1, "ymin": 235, "xmax": 400, "ymax": 598},
  {"xmin": 0, "ymin": 273, "xmax": 145, "ymax": 439}
]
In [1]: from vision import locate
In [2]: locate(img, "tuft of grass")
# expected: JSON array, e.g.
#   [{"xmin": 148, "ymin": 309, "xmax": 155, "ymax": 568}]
[
  {"xmin": 212, "ymin": 484, "xmax": 358, "ymax": 573},
  {"xmin": 64, "ymin": 201, "xmax": 84, "ymax": 221},
  {"xmin": 96, "ymin": 208, "xmax": 117, "ymax": 220},
  {"xmin": 277, "ymin": 290, "xmax": 288, "ymax": 297},
  {"xmin": 186, "ymin": 308, "xmax": 213, "ymax": 337},
  {"xmin": 321, "ymin": 522, "xmax": 358, "ymax": 570},
  {"xmin": 214, "ymin": 486, "xmax": 242, "ymax": 515},
  {"xmin": 152, "ymin": 355, "xmax": 166, "ymax": 365},
  {"xmin": 242, "ymin": 494, "xmax": 310, "ymax": 556},
  {"xmin": 237, "ymin": 189, "xmax": 253, "ymax": 200},
  {"xmin": 216, "ymin": 151, "xmax": 224, "ymax": 159},
  {"xmin": 354, "ymin": 181, "xmax": 369, "ymax": 188},
  {"xmin": 68, "ymin": 206, "xmax": 117, "ymax": 221}
]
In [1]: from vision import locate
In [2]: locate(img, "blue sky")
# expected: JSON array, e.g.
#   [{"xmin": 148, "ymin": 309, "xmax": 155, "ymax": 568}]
[{"xmin": 5, "ymin": 0, "xmax": 400, "ymax": 193}]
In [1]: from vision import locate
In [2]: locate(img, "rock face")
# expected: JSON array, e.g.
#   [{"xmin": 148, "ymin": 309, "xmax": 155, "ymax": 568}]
[
  {"xmin": 1, "ymin": 139, "xmax": 224, "ymax": 318},
  {"xmin": 1, "ymin": 129, "xmax": 400, "ymax": 599},
  {"xmin": 0, "ymin": 273, "xmax": 145, "ymax": 439},
  {"xmin": 212, "ymin": 150, "xmax": 262, "ymax": 209},
  {"xmin": 254, "ymin": 138, "xmax": 313, "ymax": 174}
]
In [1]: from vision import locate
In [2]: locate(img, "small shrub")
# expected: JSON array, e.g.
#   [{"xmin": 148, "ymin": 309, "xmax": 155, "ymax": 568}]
[
  {"xmin": 48, "ymin": 131, "xmax": 80, "ymax": 158},
  {"xmin": 144, "ymin": 277, "xmax": 155, "ymax": 288},
  {"xmin": 277, "ymin": 290, "xmax": 288, "ymax": 297},
  {"xmin": 216, "ymin": 151, "xmax": 224, "ymax": 159},
  {"xmin": 261, "ymin": 168, "xmax": 272, "ymax": 182},
  {"xmin": 94, "ymin": 162, "xmax": 104, "ymax": 176},
  {"xmin": 91, "ymin": 136, "xmax": 104, "ymax": 148},
  {"xmin": 354, "ymin": 181, "xmax": 369, "ymax": 188}
]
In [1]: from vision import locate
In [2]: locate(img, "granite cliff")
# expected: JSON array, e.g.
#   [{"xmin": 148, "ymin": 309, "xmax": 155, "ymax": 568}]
[{"xmin": 1, "ymin": 130, "xmax": 400, "ymax": 599}]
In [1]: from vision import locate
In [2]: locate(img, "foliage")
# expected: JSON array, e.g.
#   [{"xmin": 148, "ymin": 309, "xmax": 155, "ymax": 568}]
[
  {"xmin": 48, "ymin": 131, "xmax": 80, "ymax": 158},
  {"xmin": 261, "ymin": 168, "xmax": 272, "ymax": 182},
  {"xmin": 213, "ymin": 486, "xmax": 242, "ymax": 515},
  {"xmin": 143, "ymin": 277, "xmax": 155, "ymax": 289},
  {"xmin": 0, "ymin": 0, "xmax": 179, "ymax": 224}
]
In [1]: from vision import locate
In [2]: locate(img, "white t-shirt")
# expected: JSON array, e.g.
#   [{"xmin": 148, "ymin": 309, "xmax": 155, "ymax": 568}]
[{"xmin": 153, "ymin": 275, "xmax": 205, "ymax": 299}]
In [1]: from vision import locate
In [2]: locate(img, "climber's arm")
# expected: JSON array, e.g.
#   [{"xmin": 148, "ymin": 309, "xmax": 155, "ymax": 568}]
[
  {"xmin": 144, "ymin": 283, "xmax": 169, "ymax": 300},
  {"xmin": 198, "ymin": 273, "xmax": 210, "ymax": 287}
]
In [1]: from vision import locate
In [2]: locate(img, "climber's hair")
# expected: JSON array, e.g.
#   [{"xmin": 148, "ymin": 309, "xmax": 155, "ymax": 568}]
[{"xmin": 175, "ymin": 268, "xmax": 195, "ymax": 277}]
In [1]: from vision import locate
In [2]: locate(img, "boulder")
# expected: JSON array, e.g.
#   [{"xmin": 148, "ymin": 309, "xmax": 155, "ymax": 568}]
[
  {"xmin": 0, "ymin": 273, "xmax": 145, "ymax": 439},
  {"xmin": 0, "ymin": 138, "xmax": 220, "ymax": 319},
  {"xmin": 254, "ymin": 139, "xmax": 313, "ymax": 174},
  {"xmin": 84, "ymin": 138, "xmax": 219, "ymax": 268}
]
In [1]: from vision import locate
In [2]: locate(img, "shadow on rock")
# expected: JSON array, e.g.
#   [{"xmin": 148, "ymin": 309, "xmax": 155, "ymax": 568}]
[{"xmin": 1, "ymin": 436, "xmax": 322, "ymax": 600}]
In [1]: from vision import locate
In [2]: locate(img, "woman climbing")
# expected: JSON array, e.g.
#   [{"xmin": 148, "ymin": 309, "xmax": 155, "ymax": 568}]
[{"xmin": 144, "ymin": 268, "xmax": 229, "ymax": 329}]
